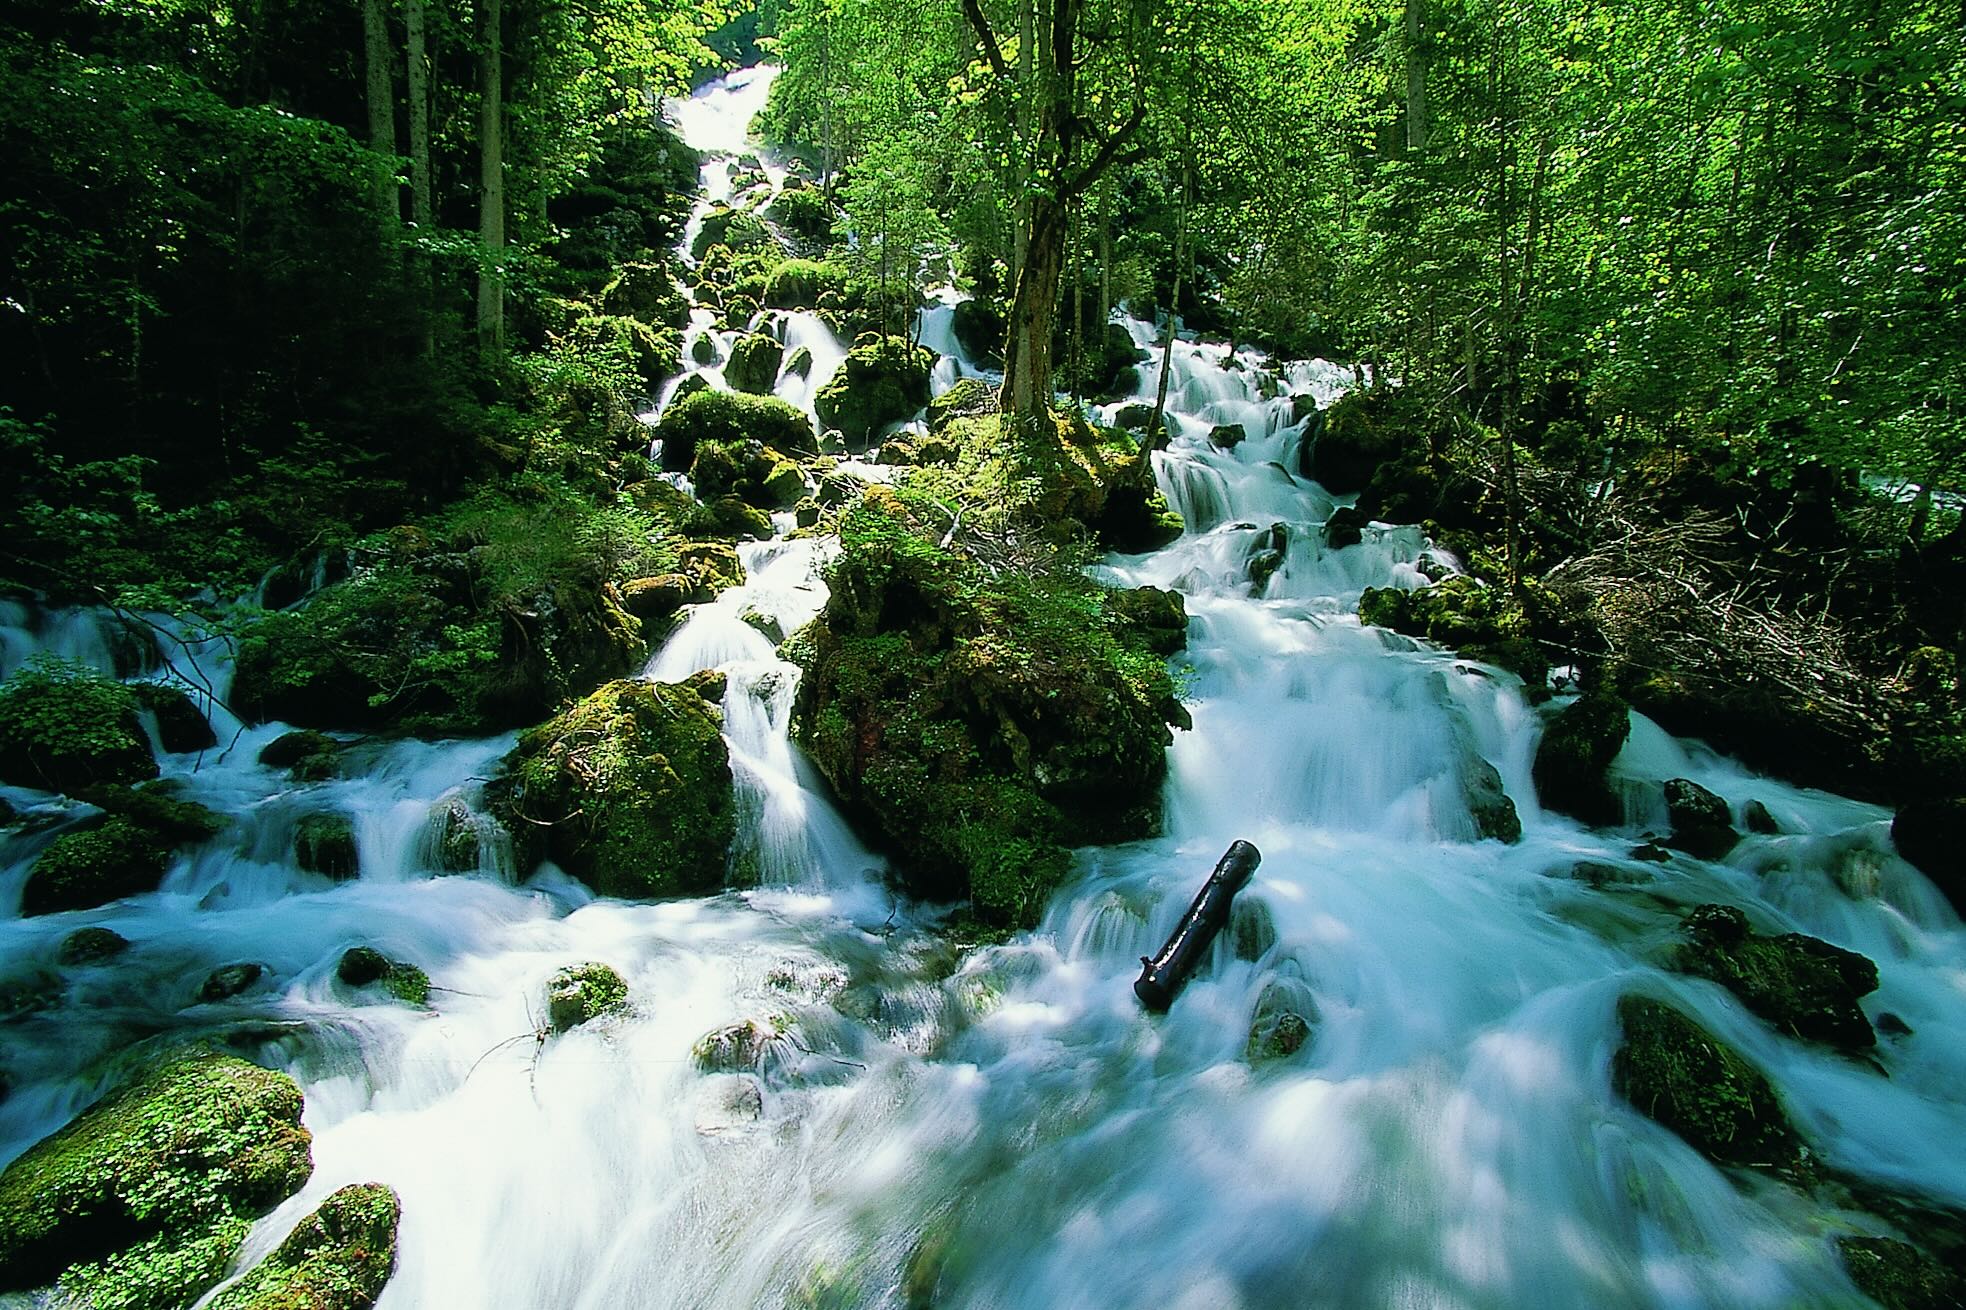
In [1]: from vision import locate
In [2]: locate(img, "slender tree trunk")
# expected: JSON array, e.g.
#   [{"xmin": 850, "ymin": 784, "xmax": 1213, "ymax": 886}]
[
  {"xmin": 1098, "ymin": 175, "xmax": 1112, "ymax": 325},
  {"xmin": 1010, "ymin": 0, "xmax": 1035, "ymax": 290},
  {"xmin": 363, "ymin": 0, "xmax": 394, "ymax": 156},
  {"xmin": 1493, "ymin": 28, "xmax": 1521, "ymax": 595},
  {"xmin": 406, "ymin": 0, "xmax": 433, "ymax": 354},
  {"xmin": 1146, "ymin": 150, "xmax": 1190, "ymax": 451},
  {"xmin": 1405, "ymin": 0, "xmax": 1428, "ymax": 153},
  {"xmin": 476, "ymin": 0, "xmax": 504, "ymax": 351},
  {"xmin": 1070, "ymin": 195, "xmax": 1084, "ymax": 406}
]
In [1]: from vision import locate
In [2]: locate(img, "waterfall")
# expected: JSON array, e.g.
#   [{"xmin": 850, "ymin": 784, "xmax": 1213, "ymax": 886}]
[{"xmin": 2, "ymin": 63, "xmax": 1963, "ymax": 1310}]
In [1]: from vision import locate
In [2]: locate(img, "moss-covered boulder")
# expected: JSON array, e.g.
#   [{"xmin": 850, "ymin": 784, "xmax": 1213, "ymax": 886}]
[
  {"xmin": 1246, "ymin": 978, "xmax": 1317, "ymax": 1065},
  {"xmin": 428, "ymin": 797, "xmax": 482, "ymax": 873},
  {"xmin": 762, "ymin": 258, "xmax": 847, "ymax": 309},
  {"xmin": 1358, "ymin": 575, "xmax": 1550, "ymax": 685},
  {"xmin": 336, "ymin": 948, "xmax": 429, "ymax": 1006},
  {"xmin": 547, "ymin": 962, "xmax": 629, "ymax": 1032},
  {"xmin": 691, "ymin": 204, "xmax": 771, "ymax": 260},
  {"xmin": 1106, "ymin": 586, "xmax": 1189, "ymax": 657},
  {"xmin": 1324, "ymin": 506, "xmax": 1368, "ymax": 550},
  {"xmin": 1463, "ymin": 757, "xmax": 1523, "ymax": 843},
  {"xmin": 295, "ymin": 813, "xmax": 359, "ymax": 880},
  {"xmin": 485, "ymin": 679, "xmax": 736, "ymax": 899},
  {"xmin": 1611, "ymin": 995, "xmax": 1800, "ymax": 1170},
  {"xmin": 764, "ymin": 185, "xmax": 835, "ymax": 240},
  {"xmin": 1307, "ymin": 389, "xmax": 1413, "ymax": 494},
  {"xmin": 567, "ymin": 314, "xmax": 679, "ymax": 389},
  {"xmin": 58, "ymin": 926, "xmax": 131, "ymax": 966},
  {"xmin": 1837, "ymin": 1235, "xmax": 1966, "ymax": 1310},
  {"xmin": 1672, "ymin": 904, "xmax": 1878, "ymax": 1051},
  {"xmin": 206, "ymin": 1183, "xmax": 399, "ymax": 1310},
  {"xmin": 655, "ymin": 387, "xmax": 818, "ymax": 473},
  {"xmin": 815, "ymin": 337, "xmax": 934, "ymax": 448},
  {"xmin": 690, "ymin": 437, "xmax": 805, "ymax": 510},
  {"xmin": 259, "ymin": 731, "xmax": 343, "ymax": 781},
  {"xmin": 603, "ymin": 260, "xmax": 691, "ymax": 331},
  {"xmin": 131, "ymin": 682, "xmax": 217, "ymax": 754},
  {"xmin": 789, "ymin": 493, "xmax": 1189, "ymax": 926},
  {"xmin": 73, "ymin": 780, "xmax": 227, "ymax": 845},
  {"xmin": 926, "ymin": 377, "xmax": 994, "ymax": 434},
  {"xmin": 23, "ymin": 816, "xmax": 173, "ymax": 916},
  {"xmin": 951, "ymin": 297, "xmax": 1005, "ymax": 365},
  {"xmin": 678, "ymin": 541, "xmax": 745, "ymax": 596},
  {"xmin": 725, "ymin": 332, "xmax": 785, "ymax": 394},
  {"xmin": 691, "ymin": 1018, "xmax": 777, "ymax": 1071},
  {"xmin": 0, "ymin": 659, "xmax": 157, "ymax": 792},
  {"xmin": 1533, "ymin": 690, "xmax": 1632, "ymax": 827},
  {"xmin": 1664, "ymin": 778, "xmax": 1739, "ymax": 859},
  {"xmin": 0, "ymin": 1047, "xmax": 313, "ymax": 1307}
]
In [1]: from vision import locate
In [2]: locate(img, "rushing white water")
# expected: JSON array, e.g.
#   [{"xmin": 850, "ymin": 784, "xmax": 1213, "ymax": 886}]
[{"xmin": 3, "ymin": 66, "xmax": 1964, "ymax": 1310}]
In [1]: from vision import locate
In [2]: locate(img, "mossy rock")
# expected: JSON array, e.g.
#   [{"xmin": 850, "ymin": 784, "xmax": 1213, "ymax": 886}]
[
  {"xmin": 814, "ymin": 337, "xmax": 934, "ymax": 448},
  {"xmin": 725, "ymin": 332, "xmax": 785, "ymax": 394},
  {"xmin": 295, "ymin": 813, "xmax": 359, "ymax": 880},
  {"xmin": 1837, "ymin": 1235, "xmax": 1966, "ymax": 1310},
  {"xmin": 678, "ymin": 541, "xmax": 745, "ymax": 597},
  {"xmin": 691, "ymin": 205, "xmax": 771, "ymax": 260},
  {"xmin": 131, "ymin": 682, "xmax": 217, "ymax": 754},
  {"xmin": 762, "ymin": 258, "xmax": 847, "ymax": 309},
  {"xmin": 1357, "ymin": 576, "xmax": 1549, "ymax": 685},
  {"xmin": 1307, "ymin": 389, "xmax": 1413, "ymax": 494},
  {"xmin": 604, "ymin": 260, "xmax": 691, "ymax": 330},
  {"xmin": 655, "ymin": 388, "xmax": 817, "ymax": 473},
  {"xmin": 568, "ymin": 314, "xmax": 679, "ymax": 388},
  {"xmin": 1611, "ymin": 995, "xmax": 1801, "ymax": 1170},
  {"xmin": 764, "ymin": 185, "xmax": 835, "ymax": 240},
  {"xmin": 58, "ymin": 926, "xmax": 131, "ymax": 966},
  {"xmin": 1623, "ymin": 667, "xmax": 1873, "ymax": 800},
  {"xmin": 23, "ymin": 816, "xmax": 172, "ymax": 916},
  {"xmin": 485, "ymin": 679, "xmax": 736, "ymax": 899},
  {"xmin": 73, "ymin": 780, "xmax": 227, "ymax": 845},
  {"xmin": 259, "ymin": 731, "xmax": 343, "ymax": 781},
  {"xmin": 428, "ymin": 797, "xmax": 482, "ymax": 873},
  {"xmin": 1664, "ymin": 778, "xmax": 1739, "ymax": 858},
  {"xmin": 926, "ymin": 378, "xmax": 995, "ymax": 434},
  {"xmin": 1106, "ymin": 586, "xmax": 1189, "ymax": 657},
  {"xmin": 1533, "ymin": 690, "xmax": 1631, "ymax": 827},
  {"xmin": 951, "ymin": 297, "xmax": 1005, "ymax": 365},
  {"xmin": 0, "ymin": 1047, "xmax": 313, "ymax": 1306},
  {"xmin": 1246, "ymin": 978, "xmax": 1317, "ymax": 1065},
  {"xmin": 206, "ymin": 1183, "xmax": 399, "ymax": 1310},
  {"xmin": 547, "ymin": 962, "xmax": 629, "ymax": 1031},
  {"xmin": 0, "ymin": 659, "xmax": 157, "ymax": 792},
  {"xmin": 1463, "ymin": 757, "xmax": 1522, "ymax": 843},
  {"xmin": 1324, "ymin": 506, "xmax": 1368, "ymax": 549},
  {"xmin": 198, "ymin": 963, "xmax": 268, "ymax": 1003},
  {"xmin": 1672, "ymin": 904, "xmax": 1878, "ymax": 1051},
  {"xmin": 691, "ymin": 1018, "xmax": 777, "ymax": 1071},
  {"xmin": 690, "ymin": 437, "xmax": 804, "ymax": 511},
  {"xmin": 336, "ymin": 948, "xmax": 429, "ymax": 1007}
]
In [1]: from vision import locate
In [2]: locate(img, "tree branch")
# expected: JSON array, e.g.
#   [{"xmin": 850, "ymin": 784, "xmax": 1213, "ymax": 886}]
[
  {"xmin": 1065, "ymin": 101, "xmax": 1146, "ymax": 198},
  {"xmin": 961, "ymin": 0, "xmax": 1012, "ymax": 83}
]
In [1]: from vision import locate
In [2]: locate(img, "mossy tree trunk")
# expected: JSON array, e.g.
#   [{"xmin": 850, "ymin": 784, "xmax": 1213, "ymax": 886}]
[{"xmin": 476, "ymin": 0, "xmax": 505, "ymax": 352}]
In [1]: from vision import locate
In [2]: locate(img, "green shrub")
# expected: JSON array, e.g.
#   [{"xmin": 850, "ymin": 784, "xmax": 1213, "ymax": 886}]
[{"xmin": 0, "ymin": 658, "xmax": 156, "ymax": 792}]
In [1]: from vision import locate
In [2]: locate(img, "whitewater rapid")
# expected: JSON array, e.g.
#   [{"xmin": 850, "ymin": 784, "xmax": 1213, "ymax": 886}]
[{"xmin": 2, "ymin": 65, "xmax": 1963, "ymax": 1310}]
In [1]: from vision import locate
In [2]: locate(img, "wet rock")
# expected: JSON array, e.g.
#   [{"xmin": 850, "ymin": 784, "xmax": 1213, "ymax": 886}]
[
  {"xmin": 951, "ymin": 297, "xmax": 1005, "ymax": 365},
  {"xmin": 1891, "ymin": 798, "xmax": 1966, "ymax": 911},
  {"xmin": 691, "ymin": 1018, "xmax": 778, "ymax": 1072},
  {"xmin": 485, "ymin": 679, "xmax": 735, "ymax": 898},
  {"xmin": 1611, "ymin": 994, "xmax": 1801, "ymax": 1169},
  {"xmin": 1630, "ymin": 841, "xmax": 1672, "ymax": 862},
  {"xmin": 56, "ymin": 926, "xmax": 130, "ymax": 967},
  {"xmin": 336, "ymin": 948, "xmax": 429, "ymax": 1006},
  {"xmin": 131, "ymin": 682, "xmax": 217, "ymax": 754},
  {"xmin": 1664, "ymin": 778, "xmax": 1738, "ymax": 858},
  {"xmin": 205, "ymin": 1182, "xmax": 400, "ymax": 1310},
  {"xmin": 782, "ymin": 344, "xmax": 814, "ymax": 378},
  {"xmin": 703, "ymin": 495, "xmax": 774, "ymax": 540},
  {"xmin": 1106, "ymin": 586, "xmax": 1189, "ymax": 657},
  {"xmin": 690, "ymin": 333, "xmax": 715, "ymax": 364},
  {"xmin": 694, "ymin": 1074, "xmax": 764, "ymax": 1133},
  {"xmin": 259, "ymin": 730, "xmax": 342, "ymax": 781},
  {"xmin": 1744, "ymin": 799, "xmax": 1780, "ymax": 834},
  {"xmin": 815, "ymin": 337, "xmax": 934, "ymax": 448},
  {"xmin": 1877, "ymin": 1012, "xmax": 1914, "ymax": 1038},
  {"xmin": 740, "ymin": 607, "xmax": 785, "ymax": 645},
  {"xmin": 1207, "ymin": 423, "xmax": 1247, "ymax": 449},
  {"xmin": 546, "ymin": 962, "xmax": 629, "ymax": 1032},
  {"xmin": 0, "ymin": 970, "xmax": 62, "ymax": 1021},
  {"xmin": 294, "ymin": 813, "xmax": 359, "ymax": 880},
  {"xmin": 1837, "ymin": 1236, "xmax": 1966, "ymax": 1310},
  {"xmin": 724, "ymin": 332, "xmax": 784, "ymax": 394},
  {"xmin": 1306, "ymin": 390, "xmax": 1409, "ymax": 494},
  {"xmin": 1245, "ymin": 523, "xmax": 1289, "ymax": 591},
  {"xmin": 1245, "ymin": 977, "xmax": 1317, "ymax": 1064},
  {"xmin": 1673, "ymin": 904, "xmax": 1878, "ymax": 1051},
  {"xmin": 926, "ymin": 378, "xmax": 994, "ymax": 433},
  {"xmin": 1358, "ymin": 575, "xmax": 1549, "ymax": 685},
  {"xmin": 1323, "ymin": 506, "xmax": 1367, "ymax": 550},
  {"xmin": 73, "ymin": 780, "xmax": 226, "ymax": 845},
  {"xmin": 1463, "ymin": 757, "xmax": 1523, "ymax": 844},
  {"xmin": 654, "ymin": 388, "xmax": 817, "ymax": 473},
  {"xmin": 0, "ymin": 661, "xmax": 157, "ymax": 792},
  {"xmin": 1230, "ymin": 897, "xmax": 1278, "ymax": 961},
  {"xmin": 1533, "ymin": 690, "xmax": 1632, "ymax": 827},
  {"xmin": 670, "ymin": 372, "xmax": 711, "ymax": 408},
  {"xmin": 678, "ymin": 541, "xmax": 745, "ymax": 598},
  {"xmin": 199, "ymin": 962, "xmax": 267, "ymax": 1003},
  {"xmin": 0, "ymin": 1047, "xmax": 312, "ymax": 1306},
  {"xmin": 621, "ymin": 574, "xmax": 693, "ymax": 625},
  {"xmin": 794, "ymin": 497, "xmax": 822, "ymax": 528},
  {"xmin": 22, "ymin": 816, "xmax": 172, "ymax": 916},
  {"xmin": 428, "ymin": 797, "xmax": 481, "ymax": 873},
  {"xmin": 761, "ymin": 257, "xmax": 846, "ymax": 309},
  {"xmin": 0, "ymin": 796, "xmax": 14, "ymax": 826},
  {"xmin": 761, "ymin": 459, "xmax": 808, "ymax": 507}
]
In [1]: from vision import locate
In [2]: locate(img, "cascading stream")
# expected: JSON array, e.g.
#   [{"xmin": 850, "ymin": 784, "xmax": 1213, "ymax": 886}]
[{"xmin": 1, "ymin": 63, "xmax": 1963, "ymax": 1310}]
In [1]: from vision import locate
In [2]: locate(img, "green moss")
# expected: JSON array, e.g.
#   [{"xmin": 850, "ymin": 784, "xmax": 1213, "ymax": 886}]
[
  {"xmin": 0, "ymin": 657, "xmax": 157, "ymax": 792},
  {"xmin": 1672, "ymin": 905, "xmax": 1878, "ymax": 1051},
  {"xmin": 485, "ymin": 679, "xmax": 736, "ymax": 899},
  {"xmin": 762, "ymin": 257, "xmax": 847, "ymax": 308},
  {"xmin": 1611, "ymin": 995, "xmax": 1800, "ymax": 1170},
  {"xmin": 294, "ymin": 813, "xmax": 359, "ymax": 880},
  {"xmin": 690, "ymin": 204, "xmax": 772, "ymax": 260},
  {"xmin": 566, "ymin": 313, "xmax": 680, "ymax": 388},
  {"xmin": 259, "ymin": 731, "xmax": 342, "ymax": 780},
  {"xmin": 130, "ymin": 682, "xmax": 217, "ymax": 754},
  {"xmin": 336, "ymin": 948, "xmax": 429, "ymax": 1007},
  {"xmin": 1358, "ymin": 575, "xmax": 1551, "ymax": 684},
  {"xmin": 0, "ymin": 1047, "xmax": 313, "ymax": 1304},
  {"xmin": 655, "ymin": 388, "xmax": 817, "ymax": 473},
  {"xmin": 764, "ymin": 187, "xmax": 835, "ymax": 241},
  {"xmin": 547, "ymin": 962, "xmax": 630, "ymax": 1031},
  {"xmin": 206, "ymin": 1183, "xmax": 400, "ymax": 1310},
  {"xmin": 690, "ymin": 1017, "xmax": 778, "ymax": 1071},
  {"xmin": 1838, "ymin": 1235, "xmax": 1966, "ymax": 1310},
  {"xmin": 23, "ymin": 816, "xmax": 172, "ymax": 916},
  {"xmin": 725, "ymin": 332, "xmax": 785, "ymax": 394},
  {"xmin": 925, "ymin": 378, "xmax": 994, "ymax": 433},
  {"xmin": 815, "ymin": 337, "xmax": 934, "ymax": 447},
  {"xmin": 1533, "ymin": 689, "xmax": 1632, "ymax": 827},
  {"xmin": 58, "ymin": 926, "xmax": 132, "ymax": 966}
]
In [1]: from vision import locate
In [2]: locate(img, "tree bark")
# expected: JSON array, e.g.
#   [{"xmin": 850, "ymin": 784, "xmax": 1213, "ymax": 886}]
[
  {"xmin": 406, "ymin": 0, "xmax": 431, "ymax": 229},
  {"xmin": 476, "ymin": 0, "xmax": 504, "ymax": 351},
  {"xmin": 1404, "ymin": 0, "xmax": 1428, "ymax": 153},
  {"xmin": 1145, "ymin": 150, "xmax": 1190, "ymax": 452},
  {"xmin": 363, "ymin": 0, "xmax": 394, "ymax": 155}
]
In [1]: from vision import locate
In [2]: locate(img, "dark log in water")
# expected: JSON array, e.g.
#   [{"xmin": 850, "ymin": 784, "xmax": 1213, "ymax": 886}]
[{"xmin": 1134, "ymin": 840, "xmax": 1263, "ymax": 1011}]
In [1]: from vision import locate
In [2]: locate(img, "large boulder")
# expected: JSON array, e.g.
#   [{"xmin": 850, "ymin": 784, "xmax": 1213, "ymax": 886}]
[
  {"xmin": 485, "ymin": 679, "xmax": 736, "ymax": 899},
  {"xmin": 0, "ymin": 1048, "xmax": 313, "ymax": 1307},
  {"xmin": 206, "ymin": 1183, "xmax": 400, "ymax": 1310},
  {"xmin": 295, "ymin": 813, "xmax": 359, "ymax": 880},
  {"xmin": 1532, "ymin": 690, "xmax": 1631, "ymax": 827},
  {"xmin": 337, "ymin": 947, "xmax": 430, "ymax": 1006},
  {"xmin": 1307, "ymin": 389, "xmax": 1412, "ymax": 495},
  {"xmin": 724, "ymin": 332, "xmax": 784, "ymax": 394},
  {"xmin": 0, "ymin": 660, "xmax": 157, "ymax": 792},
  {"xmin": 764, "ymin": 185, "xmax": 835, "ymax": 240},
  {"xmin": 654, "ymin": 388, "xmax": 817, "ymax": 472},
  {"xmin": 1611, "ymin": 995, "xmax": 1800, "ymax": 1170},
  {"xmin": 1663, "ymin": 778, "xmax": 1738, "ymax": 858},
  {"xmin": 1358, "ymin": 576, "xmax": 1549, "ymax": 685},
  {"xmin": 788, "ymin": 492, "xmax": 1189, "ymax": 926},
  {"xmin": 951, "ymin": 298, "xmax": 1005, "ymax": 365},
  {"xmin": 547, "ymin": 962, "xmax": 629, "ymax": 1032},
  {"xmin": 690, "ymin": 438, "xmax": 805, "ymax": 509},
  {"xmin": 22, "ymin": 816, "xmax": 173, "ymax": 916},
  {"xmin": 1672, "ymin": 904, "xmax": 1878, "ymax": 1051},
  {"xmin": 131, "ymin": 682, "xmax": 217, "ymax": 754},
  {"xmin": 926, "ymin": 377, "xmax": 995, "ymax": 433},
  {"xmin": 815, "ymin": 337, "xmax": 934, "ymax": 448},
  {"xmin": 761, "ymin": 257, "xmax": 847, "ymax": 309}
]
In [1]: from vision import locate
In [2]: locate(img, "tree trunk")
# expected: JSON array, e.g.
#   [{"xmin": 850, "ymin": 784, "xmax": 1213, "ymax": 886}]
[
  {"xmin": 1493, "ymin": 28, "xmax": 1521, "ymax": 595},
  {"xmin": 1146, "ymin": 151, "xmax": 1190, "ymax": 452},
  {"xmin": 363, "ymin": 0, "xmax": 393, "ymax": 154},
  {"xmin": 1098, "ymin": 175, "xmax": 1112, "ymax": 325},
  {"xmin": 407, "ymin": 0, "xmax": 431, "ymax": 228},
  {"xmin": 1404, "ymin": 0, "xmax": 1428, "ymax": 153},
  {"xmin": 476, "ymin": 0, "xmax": 504, "ymax": 351},
  {"xmin": 1004, "ymin": 194, "xmax": 1068, "ymax": 416}
]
